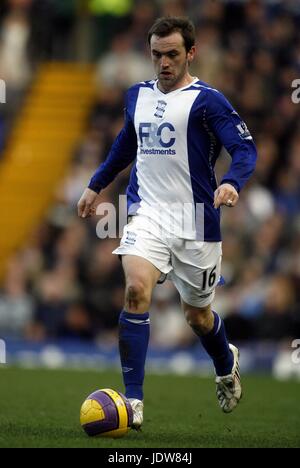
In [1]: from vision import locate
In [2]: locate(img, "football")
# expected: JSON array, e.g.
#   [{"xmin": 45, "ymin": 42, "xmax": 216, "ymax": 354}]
[{"xmin": 80, "ymin": 388, "xmax": 133, "ymax": 438}]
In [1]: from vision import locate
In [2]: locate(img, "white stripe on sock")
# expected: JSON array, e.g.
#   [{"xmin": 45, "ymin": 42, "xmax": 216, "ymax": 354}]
[
  {"xmin": 125, "ymin": 318, "xmax": 150, "ymax": 325},
  {"xmin": 214, "ymin": 315, "xmax": 222, "ymax": 335}
]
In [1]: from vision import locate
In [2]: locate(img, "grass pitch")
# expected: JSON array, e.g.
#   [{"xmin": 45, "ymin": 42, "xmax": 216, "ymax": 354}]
[{"xmin": 0, "ymin": 367, "xmax": 299, "ymax": 448}]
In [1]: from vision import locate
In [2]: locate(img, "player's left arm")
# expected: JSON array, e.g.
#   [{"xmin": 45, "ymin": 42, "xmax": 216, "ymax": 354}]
[{"xmin": 205, "ymin": 89, "xmax": 257, "ymax": 208}]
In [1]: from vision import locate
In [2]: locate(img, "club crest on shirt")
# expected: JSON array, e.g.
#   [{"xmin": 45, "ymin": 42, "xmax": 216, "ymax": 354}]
[{"xmin": 154, "ymin": 100, "xmax": 167, "ymax": 118}]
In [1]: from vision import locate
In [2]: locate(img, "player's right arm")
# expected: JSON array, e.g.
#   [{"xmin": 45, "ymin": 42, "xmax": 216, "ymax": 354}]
[{"xmin": 77, "ymin": 91, "xmax": 138, "ymax": 218}]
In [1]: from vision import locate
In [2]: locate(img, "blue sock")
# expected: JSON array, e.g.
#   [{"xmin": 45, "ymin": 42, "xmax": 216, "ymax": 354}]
[
  {"xmin": 119, "ymin": 310, "xmax": 150, "ymax": 400},
  {"xmin": 199, "ymin": 311, "xmax": 233, "ymax": 376}
]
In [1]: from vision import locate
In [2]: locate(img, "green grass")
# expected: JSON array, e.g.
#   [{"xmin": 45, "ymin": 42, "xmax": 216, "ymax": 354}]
[{"xmin": 0, "ymin": 367, "xmax": 299, "ymax": 448}]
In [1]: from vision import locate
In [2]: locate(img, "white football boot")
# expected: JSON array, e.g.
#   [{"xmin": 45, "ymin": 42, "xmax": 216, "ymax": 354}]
[
  {"xmin": 129, "ymin": 398, "xmax": 144, "ymax": 430},
  {"xmin": 215, "ymin": 344, "xmax": 242, "ymax": 413}
]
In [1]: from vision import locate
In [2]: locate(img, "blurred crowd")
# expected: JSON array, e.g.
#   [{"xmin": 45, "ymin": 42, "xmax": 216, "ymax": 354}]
[{"xmin": 0, "ymin": 0, "xmax": 300, "ymax": 347}]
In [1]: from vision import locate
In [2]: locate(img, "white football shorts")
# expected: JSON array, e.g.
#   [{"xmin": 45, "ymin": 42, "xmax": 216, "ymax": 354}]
[{"xmin": 113, "ymin": 215, "xmax": 222, "ymax": 308}]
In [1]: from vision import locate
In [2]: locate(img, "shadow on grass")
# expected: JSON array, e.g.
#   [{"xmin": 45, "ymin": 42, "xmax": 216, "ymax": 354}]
[{"xmin": 0, "ymin": 422, "xmax": 298, "ymax": 448}]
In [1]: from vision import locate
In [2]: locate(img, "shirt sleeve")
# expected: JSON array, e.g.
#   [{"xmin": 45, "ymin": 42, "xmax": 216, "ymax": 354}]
[
  {"xmin": 88, "ymin": 93, "xmax": 138, "ymax": 194},
  {"xmin": 205, "ymin": 89, "xmax": 257, "ymax": 193}
]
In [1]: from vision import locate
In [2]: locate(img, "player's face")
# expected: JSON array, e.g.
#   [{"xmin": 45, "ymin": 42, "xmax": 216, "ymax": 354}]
[{"xmin": 150, "ymin": 32, "xmax": 195, "ymax": 93}]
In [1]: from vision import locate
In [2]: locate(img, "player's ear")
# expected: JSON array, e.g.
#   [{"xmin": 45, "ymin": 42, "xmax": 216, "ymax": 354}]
[{"xmin": 187, "ymin": 46, "xmax": 196, "ymax": 64}]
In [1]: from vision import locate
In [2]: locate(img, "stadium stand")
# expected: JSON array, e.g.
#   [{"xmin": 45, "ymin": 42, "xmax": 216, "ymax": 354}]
[{"xmin": 0, "ymin": 0, "xmax": 299, "ymax": 360}]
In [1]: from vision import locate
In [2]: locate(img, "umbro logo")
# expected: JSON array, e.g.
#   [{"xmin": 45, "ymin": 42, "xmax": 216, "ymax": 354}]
[
  {"xmin": 122, "ymin": 367, "xmax": 133, "ymax": 373},
  {"xmin": 154, "ymin": 100, "xmax": 167, "ymax": 118},
  {"xmin": 199, "ymin": 292, "xmax": 213, "ymax": 299}
]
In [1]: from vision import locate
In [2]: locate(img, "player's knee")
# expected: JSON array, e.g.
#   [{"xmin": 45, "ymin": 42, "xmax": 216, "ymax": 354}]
[
  {"xmin": 185, "ymin": 305, "xmax": 213, "ymax": 336},
  {"xmin": 125, "ymin": 280, "xmax": 151, "ymax": 313}
]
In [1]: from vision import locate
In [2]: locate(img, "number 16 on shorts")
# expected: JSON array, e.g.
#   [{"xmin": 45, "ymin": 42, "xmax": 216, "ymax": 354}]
[{"xmin": 201, "ymin": 265, "xmax": 217, "ymax": 290}]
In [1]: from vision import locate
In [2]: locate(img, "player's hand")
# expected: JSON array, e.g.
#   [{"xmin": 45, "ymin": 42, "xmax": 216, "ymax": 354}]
[
  {"xmin": 214, "ymin": 183, "xmax": 239, "ymax": 209},
  {"xmin": 77, "ymin": 188, "xmax": 99, "ymax": 218}
]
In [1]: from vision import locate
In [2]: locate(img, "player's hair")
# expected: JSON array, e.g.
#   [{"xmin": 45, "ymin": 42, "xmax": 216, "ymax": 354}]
[{"xmin": 148, "ymin": 17, "xmax": 195, "ymax": 53}]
